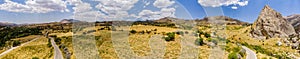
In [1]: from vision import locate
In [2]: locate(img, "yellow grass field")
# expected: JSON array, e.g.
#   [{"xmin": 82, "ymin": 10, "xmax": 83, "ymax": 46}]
[
  {"xmin": 0, "ymin": 37, "xmax": 53, "ymax": 59},
  {"xmin": 46, "ymin": 25, "xmax": 300, "ymax": 59},
  {"xmin": 0, "ymin": 35, "xmax": 39, "ymax": 54}
]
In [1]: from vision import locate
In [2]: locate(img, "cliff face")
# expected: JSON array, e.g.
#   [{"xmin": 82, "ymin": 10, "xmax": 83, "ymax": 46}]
[{"xmin": 250, "ymin": 5, "xmax": 296, "ymax": 39}]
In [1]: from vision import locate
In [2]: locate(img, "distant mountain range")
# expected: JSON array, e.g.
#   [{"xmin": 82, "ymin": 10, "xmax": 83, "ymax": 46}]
[
  {"xmin": 0, "ymin": 22, "xmax": 17, "ymax": 26},
  {"xmin": 60, "ymin": 19, "xmax": 81, "ymax": 24}
]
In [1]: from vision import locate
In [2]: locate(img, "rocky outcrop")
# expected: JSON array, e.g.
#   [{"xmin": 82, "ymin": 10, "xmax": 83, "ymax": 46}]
[
  {"xmin": 285, "ymin": 14, "xmax": 300, "ymax": 33},
  {"xmin": 250, "ymin": 5, "xmax": 296, "ymax": 39},
  {"xmin": 60, "ymin": 19, "xmax": 80, "ymax": 24},
  {"xmin": 195, "ymin": 16, "xmax": 250, "ymax": 25}
]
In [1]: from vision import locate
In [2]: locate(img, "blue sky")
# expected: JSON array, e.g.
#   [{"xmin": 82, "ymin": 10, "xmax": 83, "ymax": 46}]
[
  {"xmin": 0, "ymin": 0, "xmax": 299, "ymax": 24},
  {"xmin": 178, "ymin": 0, "xmax": 300, "ymax": 23}
]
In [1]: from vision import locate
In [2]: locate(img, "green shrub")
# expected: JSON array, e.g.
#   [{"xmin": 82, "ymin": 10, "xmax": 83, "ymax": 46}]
[
  {"xmin": 195, "ymin": 38, "xmax": 204, "ymax": 46},
  {"xmin": 228, "ymin": 52, "xmax": 238, "ymax": 59},
  {"xmin": 130, "ymin": 30, "xmax": 137, "ymax": 34},
  {"xmin": 164, "ymin": 32, "xmax": 175, "ymax": 41},
  {"xmin": 196, "ymin": 30, "xmax": 204, "ymax": 35},
  {"xmin": 47, "ymin": 38, "xmax": 52, "ymax": 47},
  {"xmin": 32, "ymin": 57, "xmax": 39, "ymax": 59},
  {"xmin": 204, "ymin": 33, "xmax": 211, "ymax": 38},
  {"xmin": 12, "ymin": 40, "xmax": 21, "ymax": 47}
]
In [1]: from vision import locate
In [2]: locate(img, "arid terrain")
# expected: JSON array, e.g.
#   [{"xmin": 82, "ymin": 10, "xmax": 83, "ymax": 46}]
[{"xmin": 1, "ymin": 5, "xmax": 300, "ymax": 59}]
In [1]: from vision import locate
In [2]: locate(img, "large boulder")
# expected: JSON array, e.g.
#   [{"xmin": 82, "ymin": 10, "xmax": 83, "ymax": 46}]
[{"xmin": 250, "ymin": 5, "xmax": 296, "ymax": 39}]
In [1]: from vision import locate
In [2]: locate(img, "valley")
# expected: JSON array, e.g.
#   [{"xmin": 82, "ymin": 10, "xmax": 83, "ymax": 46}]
[{"xmin": 0, "ymin": 5, "xmax": 300, "ymax": 59}]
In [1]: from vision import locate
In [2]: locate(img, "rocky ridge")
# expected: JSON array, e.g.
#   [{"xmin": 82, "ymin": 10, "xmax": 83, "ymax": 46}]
[{"xmin": 250, "ymin": 5, "xmax": 296, "ymax": 39}]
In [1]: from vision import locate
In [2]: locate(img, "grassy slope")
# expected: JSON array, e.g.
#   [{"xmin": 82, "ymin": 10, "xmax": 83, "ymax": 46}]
[
  {"xmin": 0, "ymin": 35, "xmax": 39, "ymax": 54},
  {"xmin": 225, "ymin": 25, "xmax": 299, "ymax": 59},
  {"xmin": 0, "ymin": 37, "xmax": 53, "ymax": 59},
  {"xmin": 49, "ymin": 25, "xmax": 300, "ymax": 59}
]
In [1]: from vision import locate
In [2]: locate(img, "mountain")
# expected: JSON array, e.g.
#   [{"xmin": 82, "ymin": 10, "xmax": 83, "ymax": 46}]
[
  {"xmin": 154, "ymin": 17, "xmax": 176, "ymax": 23},
  {"xmin": 285, "ymin": 14, "xmax": 300, "ymax": 33},
  {"xmin": 250, "ymin": 5, "xmax": 296, "ymax": 39},
  {"xmin": 0, "ymin": 22, "xmax": 17, "ymax": 26},
  {"xmin": 60, "ymin": 19, "xmax": 81, "ymax": 23},
  {"xmin": 195, "ymin": 16, "xmax": 250, "ymax": 25}
]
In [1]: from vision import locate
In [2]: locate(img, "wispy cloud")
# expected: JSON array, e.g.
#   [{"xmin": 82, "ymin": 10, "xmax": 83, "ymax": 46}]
[
  {"xmin": 0, "ymin": 0, "xmax": 69, "ymax": 13},
  {"xmin": 198, "ymin": 0, "xmax": 248, "ymax": 9}
]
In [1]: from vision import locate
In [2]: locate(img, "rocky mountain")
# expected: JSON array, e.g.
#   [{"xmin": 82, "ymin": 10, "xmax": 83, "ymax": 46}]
[
  {"xmin": 250, "ymin": 5, "xmax": 296, "ymax": 39},
  {"xmin": 154, "ymin": 17, "xmax": 176, "ymax": 23},
  {"xmin": 60, "ymin": 19, "xmax": 80, "ymax": 23},
  {"xmin": 195, "ymin": 16, "xmax": 250, "ymax": 25},
  {"xmin": 0, "ymin": 22, "xmax": 17, "ymax": 26},
  {"xmin": 285, "ymin": 14, "xmax": 300, "ymax": 33}
]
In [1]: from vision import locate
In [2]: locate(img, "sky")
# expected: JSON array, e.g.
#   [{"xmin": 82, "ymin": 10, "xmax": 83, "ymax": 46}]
[{"xmin": 0, "ymin": 0, "xmax": 299, "ymax": 24}]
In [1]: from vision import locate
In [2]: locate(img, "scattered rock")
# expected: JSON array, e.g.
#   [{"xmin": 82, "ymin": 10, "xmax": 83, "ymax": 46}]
[{"xmin": 277, "ymin": 41, "xmax": 282, "ymax": 46}]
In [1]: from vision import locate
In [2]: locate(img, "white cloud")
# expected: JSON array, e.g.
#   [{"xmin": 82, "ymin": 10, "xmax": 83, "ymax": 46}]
[
  {"xmin": 0, "ymin": 0, "xmax": 69, "ymax": 13},
  {"xmin": 231, "ymin": 6, "xmax": 238, "ymax": 9},
  {"xmin": 94, "ymin": 0, "xmax": 139, "ymax": 19},
  {"xmin": 153, "ymin": 0, "xmax": 175, "ymax": 8},
  {"xmin": 198, "ymin": 0, "xmax": 248, "ymax": 8},
  {"xmin": 69, "ymin": 0, "xmax": 177, "ymax": 21},
  {"xmin": 138, "ymin": 8, "xmax": 176, "ymax": 20}
]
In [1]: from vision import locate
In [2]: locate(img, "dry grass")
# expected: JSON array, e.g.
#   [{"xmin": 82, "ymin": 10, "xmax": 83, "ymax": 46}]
[
  {"xmin": 49, "ymin": 24, "xmax": 300, "ymax": 59},
  {"xmin": 225, "ymin": 25, "xmax": 300, "ymax": 58},
  {"xmin": 0, "ymin": 35, "xmax": 39, "ymax": 54},
  {"xmin": 12, "ymin": 35, "xmax": 39, "ymax": 43},
  {"xmin": 0, "ymin": 37, "xmax": 53, "ymax": 59}
]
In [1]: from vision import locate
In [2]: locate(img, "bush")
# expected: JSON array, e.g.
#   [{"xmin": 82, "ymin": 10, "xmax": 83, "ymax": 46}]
[
  {"xmin": 12, "ymin": 40, "xmax": 21, "ymax": 47},
  {"xmin": 228, "ymin": 52, "xmax": 238, "ymax": 59},
  {"xmin": 195, "ymin": 38, "xmax": 204, "ymax": 46},
  {"xmin": 196, "ymin": 30, "xmax": 204, "ymax": 35},
  {"xmin": 130, "ymin": 30, "xmax": 137, "ymax": 34},
  {"xmin": 32, "ymin": 57, "xmax": 39, "ymax": 59},
  {"xmin": 54, "ymin": 38, "xmax": 61, "ymax": 44},
  {"xmin": 204, "ymin": 33, "xmax": 211, "ymax": 38},
  {"xmin": 47, "ymin": 38, "xmax": 52, "ymax": 47},
  {"xmin": 164, "ymin": 32, "xmax": 175, "ymax": 41}
]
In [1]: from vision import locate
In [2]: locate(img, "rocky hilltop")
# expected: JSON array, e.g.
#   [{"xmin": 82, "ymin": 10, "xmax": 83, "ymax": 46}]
[
  {"xmin": 60, "ymin": 19, "xmax": 80, "ymax": 24},
  {"xmin": 285, "ymin": 14, "xmax": 300, "ymax": 33},
  {"xmin": 196, "ymin": 16, "xmax": 250, "ymax": 25},
  {"xmin": 250, "ymin": 5, "xmax": 296, "ymax": 39}
]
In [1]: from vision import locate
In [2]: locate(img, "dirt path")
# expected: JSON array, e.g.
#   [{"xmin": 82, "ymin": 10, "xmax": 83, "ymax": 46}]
[
  {"xmin": 0, "ymin": 37, "xmax": 40, "ymax": 57},
  {"xmin": 242, "ymin": 46, "xmax": 257, "ymax": 59},
  {"xmin": 50, "ymin": 37, "xmax": 64, "ymax": 59}
]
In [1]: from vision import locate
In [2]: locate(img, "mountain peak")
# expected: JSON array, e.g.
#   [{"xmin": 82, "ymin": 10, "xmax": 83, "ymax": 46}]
[
  {"xmin": 263, "ymin": 5, "xmax": 271, "ymax": 10},
  {"xmin": 250, "ymin": 5, "xmax": 296, "ymax": 39}
]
